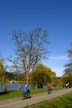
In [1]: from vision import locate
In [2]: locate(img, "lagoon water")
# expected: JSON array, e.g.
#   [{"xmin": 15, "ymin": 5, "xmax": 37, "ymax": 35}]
[
  {"xmin": 0, "ymin": 83, "xmax": 62, "ymax": 92},
  {"xmin": 0, "ymin": 83, "xmax": 23, "ymax": 92}
]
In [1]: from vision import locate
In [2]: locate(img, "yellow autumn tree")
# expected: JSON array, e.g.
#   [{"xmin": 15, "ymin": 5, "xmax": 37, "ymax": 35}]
[{"xmin": 31, "ymin": 64, "xmax": 53, "ymax": 88}]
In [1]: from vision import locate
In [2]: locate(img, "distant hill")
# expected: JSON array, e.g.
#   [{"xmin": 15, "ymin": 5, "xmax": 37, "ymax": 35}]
[{"xmin": 5, "ymin": 71, "xmax": 23, "ymax": 81}]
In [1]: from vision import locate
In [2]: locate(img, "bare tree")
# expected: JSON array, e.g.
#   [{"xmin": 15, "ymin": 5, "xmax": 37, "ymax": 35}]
[
  {"xmin": 10, "ymin": 28, "xmax": 49, "ymax": 83},
  {"xmin": 63, "ymin": 44, "xmax": 72, "ymax": 87},
  {"xmin": 64, "ymin": 46, "xmax": 72, "ymax": 76}
]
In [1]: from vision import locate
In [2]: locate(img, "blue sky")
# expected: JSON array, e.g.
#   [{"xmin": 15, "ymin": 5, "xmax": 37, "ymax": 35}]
[{"xmin": 0, "ymin": 0, "xmax": 72, "ymax": 76}]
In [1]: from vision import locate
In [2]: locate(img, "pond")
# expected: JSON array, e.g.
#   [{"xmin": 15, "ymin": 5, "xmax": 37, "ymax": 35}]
[{"xmin": 0, "ymin": 83, "xmax": 23, "ymax": 92}]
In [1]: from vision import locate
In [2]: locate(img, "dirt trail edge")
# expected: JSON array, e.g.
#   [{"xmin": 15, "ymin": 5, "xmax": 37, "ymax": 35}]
[{"xmin": 0, "ymin": 88, "xmax": 72, "ymax": 108}]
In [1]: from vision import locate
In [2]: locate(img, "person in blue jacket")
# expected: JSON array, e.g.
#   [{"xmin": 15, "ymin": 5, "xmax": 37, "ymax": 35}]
[{"xmin": 23, "ymin": 83, "xmax": 30, "ymax": 97}]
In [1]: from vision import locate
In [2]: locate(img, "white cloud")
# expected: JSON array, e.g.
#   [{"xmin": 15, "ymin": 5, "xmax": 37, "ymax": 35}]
[
  {"xmin": 49, "ymin": 55, "xmax": 68, "ymax": 60},
  {"xmin": 51, "ymin": 67, "xmax": 64, "ymax": 76}
]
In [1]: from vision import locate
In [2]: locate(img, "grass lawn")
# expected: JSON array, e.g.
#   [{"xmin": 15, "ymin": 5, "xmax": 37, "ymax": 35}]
[
  {"xmin": 25, "ymin": 92, "xmax": 72, "ymax": 108},
  {"xmin": 0, "ymin": 87, "xmax": 62, "ymax": 100}
]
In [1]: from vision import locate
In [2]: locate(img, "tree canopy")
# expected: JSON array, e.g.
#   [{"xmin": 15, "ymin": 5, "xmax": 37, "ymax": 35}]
[
  {"xmin": 0, "ymin": 60, "xmax": 4, "ymax": 82},
  {"xmin": 31, "ymin": 64, "xmax": 57, "ymax": 88}
]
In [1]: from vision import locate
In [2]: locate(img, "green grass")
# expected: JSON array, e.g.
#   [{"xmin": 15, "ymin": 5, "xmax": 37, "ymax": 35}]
[
  {"xmin": 25, "ymin": 92, "xmax": 72, "ymax": 108},
  {"xmin": 0, "ymin": 90, "xmax": 22, "ymax": 100},
  {"xmin": 0, "ymin": 87, "xmax": 62, "ymax": 100},
  {"xmin": 30, "ymin": 87, "xmax": 62, "ymax": 94}
]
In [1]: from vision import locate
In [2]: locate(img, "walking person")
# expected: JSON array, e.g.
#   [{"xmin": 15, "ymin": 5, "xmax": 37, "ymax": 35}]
[
  {"xmin": 47, "ymin": 83, "xmax": 52, "ymax": 94},
  {"xmin": 65, "ymin": 82, "xmax": 69, "ymax": 88},
  {"xmin": 65, "ymin": 83, "xmax": 68, "ymax": 88}
]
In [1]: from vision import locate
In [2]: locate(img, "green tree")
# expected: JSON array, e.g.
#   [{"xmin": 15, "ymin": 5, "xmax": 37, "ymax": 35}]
[
  {"xmin": 0, "ymin": 60, "xmax": 4, "ymax": 82},
  {"xmin": 0, "ymin": 60, "xmax": 7, "ymax": 92},
  {"xmin": 31, "ymin": 64, "xmax": 52, "ymax": 88}
]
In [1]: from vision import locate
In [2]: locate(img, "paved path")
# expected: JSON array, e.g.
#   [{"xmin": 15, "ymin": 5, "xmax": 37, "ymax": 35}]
[{"xmin": 0, "ymin": 88, "xmax": 72, "ymax": 108}]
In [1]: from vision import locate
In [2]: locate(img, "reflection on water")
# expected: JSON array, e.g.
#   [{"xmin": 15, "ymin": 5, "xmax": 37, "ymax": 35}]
[{"xmin": 0, "ymin": 83, "xmax": 23, "ymax": 92}]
